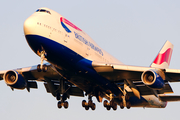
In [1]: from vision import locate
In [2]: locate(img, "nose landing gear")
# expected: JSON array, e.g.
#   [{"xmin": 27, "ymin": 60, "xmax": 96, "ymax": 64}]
[{"xmin": 37, "ymin": 50, "xmax": 48, "ymax": 72}]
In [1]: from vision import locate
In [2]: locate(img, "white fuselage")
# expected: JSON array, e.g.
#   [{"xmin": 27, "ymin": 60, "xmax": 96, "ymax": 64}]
[
  {"xmin": 24, "ymin": 8, "xmax": 122, "ymax": 65},
  {"xmin": 23, "ymin": 8, "xmax": 167, "ymax": 108}
]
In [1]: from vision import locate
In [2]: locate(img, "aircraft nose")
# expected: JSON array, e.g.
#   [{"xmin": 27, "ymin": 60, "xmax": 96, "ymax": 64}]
[{"xmin": 24, "ymin": 16, "xmax": 36, "ymax": 35}]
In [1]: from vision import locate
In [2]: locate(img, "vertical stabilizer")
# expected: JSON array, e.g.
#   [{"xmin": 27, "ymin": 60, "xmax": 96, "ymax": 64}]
[{"xmin": 150, "ymin": 41, "xmax": 173, "ymax": 69}]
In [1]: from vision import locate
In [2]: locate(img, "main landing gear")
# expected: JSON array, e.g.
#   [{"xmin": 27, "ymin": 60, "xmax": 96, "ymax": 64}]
[
  {"xmin": 82, "ymin": 95, "xmax": 96, "ymax": 110},
  {"xmin": 37, "ymin": 50, "xmax": 48, "ymax": 72},
  {"xmin": 57, "ymin": 93, "xmax": 69, "ymax": 109},
  {"xmin": 56, "ymin": 78, "xmax": 70, "ymax": 109},
  {"xmin": 102, "ymin": 93, "xmax": 131, "ymax": 111},
  {"xmin": 103, "ymin": 100, "xmax": 117, "ymax": 111},
  {"xmin": 119, "ymin": 93, "xmax": 131, "ymax": 109}
]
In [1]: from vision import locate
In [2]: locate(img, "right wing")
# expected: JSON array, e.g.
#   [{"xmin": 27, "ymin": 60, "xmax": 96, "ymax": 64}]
[
  {"xmin": 92, "ymin": 41, "xmax": 180, "ymax": 99},
  {"xmin": 159, "ymin": 95, "xmax": 180, "ymax": 102},
  {"xmin": 0, "ymin": 63, "xmax": 84, "ymax": 97},
  {"xmin": 92, "ymin": 61, "xmax": 180, "ymax": 99}
]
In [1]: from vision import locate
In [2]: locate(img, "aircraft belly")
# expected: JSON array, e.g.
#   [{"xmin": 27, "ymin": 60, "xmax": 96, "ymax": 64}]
[{"xmin": 25, "ymin": 34, "xmax": 122, "ymax": 96}]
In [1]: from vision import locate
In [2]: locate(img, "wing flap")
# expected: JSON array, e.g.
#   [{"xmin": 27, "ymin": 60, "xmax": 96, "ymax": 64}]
[
  {"xmin": 165, "ymin": 69, "xmax": 180, "ymax": 82},
  {"xmin": 159, "ymin": 95, "xmax": 180, "ymax": 102},
  {"xmin": 92, "ymin": 61, "xmax": 180, "ymax": 82},
  {"xmin": 44, "ymin": 83, "xmax": 84, "ymax": 97},
  {"xmin": 136, "ymin": 83, "xmax": 173, "ymax": 95},
  {"xmin": 27, "ymin": 81, "xmax": 38, "ymax": 89}
]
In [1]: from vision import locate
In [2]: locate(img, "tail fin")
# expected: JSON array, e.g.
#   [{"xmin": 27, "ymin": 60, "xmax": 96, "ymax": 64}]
[{"xmin": 150, "ymin": 41, "xmax": 174, "ymax": 69}]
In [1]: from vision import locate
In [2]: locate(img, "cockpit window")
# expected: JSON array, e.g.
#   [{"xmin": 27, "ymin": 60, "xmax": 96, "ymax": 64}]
[{"xmin": 36, "ymin": 9, "xmax": 51, "ymax": 14}]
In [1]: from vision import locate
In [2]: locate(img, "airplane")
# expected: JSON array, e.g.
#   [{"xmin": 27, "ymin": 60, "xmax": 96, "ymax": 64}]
[{"xmin": 1, "ymin": 7, "xmax": 180, "ymax": 111}]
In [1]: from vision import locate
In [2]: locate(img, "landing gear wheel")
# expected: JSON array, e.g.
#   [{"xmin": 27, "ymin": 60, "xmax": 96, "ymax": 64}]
[
  {"xmin": 57, "ymin": 101, "xmax": 62, "ymax": 109},
  {"xmin": 62, "ymin": 94, "xmax": 68, "ymax": 101},
  {"xmin": 82, "ymin": 100, "xmax": 86, "ymax": 107},
  {"xmin": 64, "ymin": 101, "xmax": 69, "ymax": 109},
  {"xmin": 37, "ymin": 64, "xmax": 41, "ymax": 72},
  {"xmin": 56, "ymin": 93, "xmax": 60, "ymax": 101},
  {"xmin": 112, "ymin": 103, "xmax": 117, "ymax": 110},
  {"xmin": 120, "ymin": 102, "xmax": 124, "ymax": 109},
  {"xmin": 125, "ymin": 94, "xmax": 130, "ymax": 100},
  {"xmin": 103, "ymin": 100, "xmax": 108, "ymax": 107},
  {"xmin": 126, "ymin": 101, "xmax": 131, "ymax": 109},
  {"xmin": 85, "ymin": 106, "xmax": 89, "ymax": 110},
  {"xmin": 42, "ymin": 64, "xmax": 48, "ymax": 72},
  {"xmin": 110, "ymin": 100, "xmax": 114, "ymax": 106},
  {"xmin": 106, "ymin": 106, "xmax": 111, "ymax": 111},
  {"xmin": 88, "ymin": 100, "xmax": 93, "ymax": 106},
  {"xmin": 91, "ymin": 103, "xmax": 96, "ymax": 110},
  {"xmin": 118, "ymin": 93, "xmax": 123, "ymax": 100}
]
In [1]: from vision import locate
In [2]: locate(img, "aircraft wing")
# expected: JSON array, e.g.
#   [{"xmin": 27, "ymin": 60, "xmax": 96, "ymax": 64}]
[
  {"xmin": 159, "ymin": 95, "xmax": 180, "ymax": 102},
  {"xmin": 92, "ymin": 62, "xmax": 180, "ymax": 82},
  {"xmin": 0, "ymin": 63, "xmax": 84, "ymax": 97},
  {"xmin": 92, "ymin": 62, "xmax": 180, "ymax": 97},
  {"xmin": 0, "ymin": 63, "xmax": 60, "ymax": 81}
]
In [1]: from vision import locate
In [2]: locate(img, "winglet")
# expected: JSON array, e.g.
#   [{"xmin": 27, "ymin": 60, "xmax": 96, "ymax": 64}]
[{"xmin": 150, "ymin": 41, "xmax": 174, "ymax": 69}]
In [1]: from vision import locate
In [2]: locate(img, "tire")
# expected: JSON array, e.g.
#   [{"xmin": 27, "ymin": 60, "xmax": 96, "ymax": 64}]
[
  {"xmin": 125, "ymin": 94, "xmax": 130, "ymax": 101},
  {"xmin": 103, "ymin": 100, "xmax": 108, "ymax": 107},
  {"xmin": 112, "ymin": 103, "xmax": 117, "ymax": 110},
  {"xmin": 56, "ymin": 93, "xmax": 60, "ymax": 101},
  {"xmin": 126, "ymin": 101, "xmax": 131, "ymax": 109},
  {"xmin": 37, "ymin": 64, "xmax": 41, "ymax": 72},
  {"xmin": 82, "ymin": 100, "xmax": 86, "ymax": 107},
  {"xmin": 91, "ymin": 103, "xmax": 96, "ymax": 110},
  {"xmin": 110, "ymin": 100, "xmax": 114, "ymax": 107},
  {"xmin": 88, "ymin": 100, "xmax": 93, "ymax": 107},
  {"xmin": 42, "ymin": 64, "xmax": 48, "ymax": 72},
  {"xmin": 106, "ymin": 106, "xmax": 111, "ymax": 111},
  {"xmin": 64, "ymin": 101, "xmax": 69, "ymax": 109},
  {"xmin": 57, "ymin": 101, "xmax": 62, "ymax": 109},
  {"xmin": 62, "ymin": 94, "xmax": 68, "ymax": 101},
  {"xmin": 120, "ymin": 102, "xmax": 124, "ymax": 109},
  {"xmin": 118, "ymin": 93, "xmax": 123, "ymax": 100},
  {"xmin": 85, "ymin": 106, "xmax": 89, "ymax": 110}
]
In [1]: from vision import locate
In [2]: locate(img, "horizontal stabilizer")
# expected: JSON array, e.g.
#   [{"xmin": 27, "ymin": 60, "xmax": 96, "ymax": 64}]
[{"xmin": 159, "ymin": 95, "xmax": 180, "ymax": 102}]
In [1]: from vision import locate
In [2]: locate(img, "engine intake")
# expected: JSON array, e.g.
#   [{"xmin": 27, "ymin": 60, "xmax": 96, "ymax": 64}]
[
  {"xmin": 141, "ymin": 69, "xmax": 165, "ymax": 89},
  {"xmin": 3, "ymin": 70, "xmax": 27, "ymax": 89}
]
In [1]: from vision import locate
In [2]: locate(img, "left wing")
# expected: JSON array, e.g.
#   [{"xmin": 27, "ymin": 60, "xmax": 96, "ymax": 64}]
[
  {"xmin": 92, "ymin": 41, "xmax": 180, "ymax": 101},
  {"xmin": 159, "ymin": 95, "xmax": 180, "ymax": 102},
  {"xmin": 92, "ymin": 61, "xmax": 180, "ymax": 99},
  {"xmin": 93, "ymin": 62, "xmax": 180, "ymax": 81}
]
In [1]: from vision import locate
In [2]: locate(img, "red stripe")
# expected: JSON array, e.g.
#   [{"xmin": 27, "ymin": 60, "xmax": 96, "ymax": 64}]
[
  {"xmin": 153, "ymin": 48, "xmax": 173, "ymax": 65},
  {"xmin": 61, "ymin": 17, "xmax": 82, "ymax": 31}
]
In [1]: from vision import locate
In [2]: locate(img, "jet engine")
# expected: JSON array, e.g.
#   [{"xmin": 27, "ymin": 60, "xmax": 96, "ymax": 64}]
[
  {"xmin": 141, "ymin": 69, "xmax": 165, "ymax": 89},
  {"xmin": 3, "ymin": 70, "xmax": 27, "ymax": 89}
]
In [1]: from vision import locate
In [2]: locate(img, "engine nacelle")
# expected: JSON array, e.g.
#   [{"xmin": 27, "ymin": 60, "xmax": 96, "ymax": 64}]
[
  {"xmin": 141, "ymin": 69, "xmax": 165, "ymax": 89},
  {"xmin": 3, "ymin": 70, "xmax": 27, "ymax": 89}
]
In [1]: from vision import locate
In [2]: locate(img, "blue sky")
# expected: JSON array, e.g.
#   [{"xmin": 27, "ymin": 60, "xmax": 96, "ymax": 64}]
[{"xmin": 0, "ymin": 0, "xmax": 180, "ymax": 120}]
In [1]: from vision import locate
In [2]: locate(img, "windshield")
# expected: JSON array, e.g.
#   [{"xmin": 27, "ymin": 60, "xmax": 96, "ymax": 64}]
[{"xmin": 36, "ymin": 9, "xmax": 51, "ymax": 14}]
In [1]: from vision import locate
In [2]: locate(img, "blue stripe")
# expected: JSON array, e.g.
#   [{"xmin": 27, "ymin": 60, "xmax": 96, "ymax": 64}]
[
  {"xmin": 25, "ymin": 35, "xmax": 122, "ymax": 95},
  {"xmin": 61, "ymin": 22, "xmax": 71, "ymax": 33}
]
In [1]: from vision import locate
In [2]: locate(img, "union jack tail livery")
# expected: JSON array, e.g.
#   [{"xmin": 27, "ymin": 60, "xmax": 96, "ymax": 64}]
[{"xmin": 151, "ymin": 41, "xmax": 174, "ymax": 69}]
